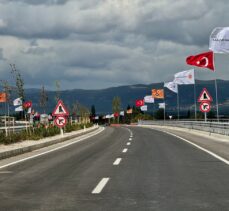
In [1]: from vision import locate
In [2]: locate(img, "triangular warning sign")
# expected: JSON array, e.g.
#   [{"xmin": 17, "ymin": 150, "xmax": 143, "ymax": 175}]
[
  {"xmin": 52, "ymin": 100, "xmax": 69, "ymax": 116},
  {"xmin": 198, "ymin": 88, "xmax": 213, "ymax": 102}
]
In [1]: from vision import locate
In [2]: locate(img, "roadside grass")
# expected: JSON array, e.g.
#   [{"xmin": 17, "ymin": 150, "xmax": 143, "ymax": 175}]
[{"xmin": 0, "ymin": 122, "xmax": 93, "ymax": 145}]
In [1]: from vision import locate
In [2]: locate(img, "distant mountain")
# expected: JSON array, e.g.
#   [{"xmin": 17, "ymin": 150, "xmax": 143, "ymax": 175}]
[{"xmin": 3, "ymin": 80, "xmax": 229, "ymax": 117}]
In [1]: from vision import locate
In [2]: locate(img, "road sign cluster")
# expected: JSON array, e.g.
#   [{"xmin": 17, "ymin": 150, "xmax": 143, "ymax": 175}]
[
  {"xmin": 52, "ymin": 100, "xmax": 69, "ymax": 128},
  {"xmin": 198, "ymin": 88, "xmax": 212, "ymax": 113}
]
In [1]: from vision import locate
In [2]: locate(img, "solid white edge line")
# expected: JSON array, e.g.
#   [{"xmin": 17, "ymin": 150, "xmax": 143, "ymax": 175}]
[
  {"xmin": 165, "ymin": 131, "xmax": 229, "ymax": 165},
  {"xmin": 113, "ymin": 158, "xmax": 122, "ymax": 165},
  {"xmin": 122, "ymin": 148, "xmax": 128, "ymax": 153},
  {"xmin": 92, "ymin": 178, "xmax": 110, "ymax": 194},
  {"xmin": 127, "ymin": 142, "xmax": 131, "ymax": 146},
  {"xmin": 0, "ymin": 127, "xmax": 105, "ymax": 170}
]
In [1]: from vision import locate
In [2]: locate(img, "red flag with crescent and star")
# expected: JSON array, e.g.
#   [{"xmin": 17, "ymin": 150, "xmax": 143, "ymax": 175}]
[
  {"xmin": 135, "ymin": 99, "xmax": 144, "ymax": 107},
  {"xmin": 186, "ymin": 51, "xmax": 215, "ymax": 71}
]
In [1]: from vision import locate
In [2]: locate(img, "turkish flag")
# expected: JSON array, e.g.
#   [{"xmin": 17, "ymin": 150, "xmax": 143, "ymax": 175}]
[
  {"xmin": 23, "ymin": 101, "xmax": 32, "ymax": 108},
  {"xmin": 135, "ymin": 99, "xmax": 144, "ymax": 107},
  {"xmin": 186, "ymin": 51, "xmax": 214, "ymax": 71},
  {"xmin": 114, "ymin": 112, "xmax": 119, "ymax": 117}
]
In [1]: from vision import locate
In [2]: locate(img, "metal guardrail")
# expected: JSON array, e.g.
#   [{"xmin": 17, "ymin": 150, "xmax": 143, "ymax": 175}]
[{"xmin": 138, "ymin": 120, "xmax": 229, "ymax": 136}]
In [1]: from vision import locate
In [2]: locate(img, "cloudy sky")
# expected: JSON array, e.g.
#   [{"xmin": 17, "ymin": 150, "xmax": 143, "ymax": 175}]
[{"xmin": 0, "ymin": 0, "xmax": 228, "ymax": 90}]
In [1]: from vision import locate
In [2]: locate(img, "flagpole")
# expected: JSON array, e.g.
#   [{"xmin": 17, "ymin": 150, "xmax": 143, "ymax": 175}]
[
  {"xmin": 214, "ymin": 76, "xmax": 219, "ymax": 122},
  {"xmin": 164, "ymin": 88, "xmax": 166, "ymax": 122},
  {"xmin": 177, "ymin": 85, "xmax": 180, "ymax": 120},
  {"xmin": 193, "ymin": 70, "xmax": 197, "ymax": 120},
  {"xmin": 213, "ymin": 54, "xmax": 219, "ymax": 122}
]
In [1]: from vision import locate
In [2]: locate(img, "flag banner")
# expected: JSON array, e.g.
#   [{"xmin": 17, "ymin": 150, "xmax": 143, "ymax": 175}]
[
  {"xmin": 105, "ymin": 114, "xmax": 111, "ymax": 119},
  {"xmin": 140, "ymin": 105, "xmax": 147, "ymax": 111},
  {"xmin": 158, "ymin": 103, "xmax": 165, "ymax": 109},
  {"xmin": 15, "ymin": 106, "xmax": 23, "ymax": 112},
  {"xmin": 152, "ymin": 89, "xmax": 164, "ymax": 99},
  {"xmin": 144, "ymin": 95, "xmax": 154, "ymax": 103},
  {"xmin": 27, "ymin": 107, "xmax": 32, "ymax": 114},
  {"xmin": 127, "ymin": 108, "xmax": 133, "ymax": 114},
  {"xmin": 114, "ymin": 112, "xmax": 119, "ymax": 117},
  {"xmin": 209, "ymin": 27, "xmax": 229, "ymax": 53},
  {"xmin": 186, "ymin": 51, "xmax": 214, "ymax": 71},
  {"xmin": 174, "ymin": 69, "xmax": 195, "ymax": 85},
  {"xmin": 23, "ymin": 101, "xmax": 32, "ymax": 109},
  {"xmin": 0, "ymin": 92, "xmax": 7, "ymax": 103},
  {"xmin": 164, "ymin": 81, "xmax": 178, "ymax": 93},
  {"xmin": 120, "ymin": 111, "xmax": 125, "ymax": 116},
  {"xmin": 136, "ymin": 99, "xmax": 144, "ymax": 107},
  {"xmin": 13, "ymin": 97, "xmax": 22, "ymax": 106}
]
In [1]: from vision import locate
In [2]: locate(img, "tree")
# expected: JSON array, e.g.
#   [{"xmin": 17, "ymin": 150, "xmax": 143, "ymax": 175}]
[
  {"xmin": 10, "ymin": 64, "xmax": 25, "ymax": 101},
  {"xmin": 72, "ymin": 101, "xmax": 90, "ymax": 123},
  {"xmin": 112, "ymin": 96, "xmax": 121, "ymax": 113},
  {"xmin": 155, "ymin": 109, "xmax": 164, "ymax": 119},
  {"xmin": 91, "ymin": 105, "xmax": 96, "ymax": 117},
  {"xmin": 39, "ymin": 85, "xmax": 48, "ymax": 113},
  {"xmin": 55, "ymin": 80, "xmax": 61, "ymax": 103},
  {"xmin": 112, "ymin": 96, "xmax": 121, "ymax": 123}
]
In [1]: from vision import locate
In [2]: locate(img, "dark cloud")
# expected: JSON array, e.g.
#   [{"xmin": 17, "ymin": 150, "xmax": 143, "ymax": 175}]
[
  {"xmin": 0, "ymin": 0, "xmax": 228, "ymax": 89},
  {"xmin": 3, "ymin": 0, "xmax": 69, "ymax": 5}
]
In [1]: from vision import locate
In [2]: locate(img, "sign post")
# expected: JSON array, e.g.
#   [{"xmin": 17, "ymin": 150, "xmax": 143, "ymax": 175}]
[
  {"xmin": 52, "ymin": 100, "xmax": 69, "ymax": 136},
  {"xmin": 198, "ymin": 88, "xmax": 213, "ymax": 122}
]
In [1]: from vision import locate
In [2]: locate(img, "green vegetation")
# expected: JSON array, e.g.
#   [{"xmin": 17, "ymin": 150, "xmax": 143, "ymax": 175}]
[{"xmin": 0, "ymin": 122, "xmax": 93, "ymax": 145}]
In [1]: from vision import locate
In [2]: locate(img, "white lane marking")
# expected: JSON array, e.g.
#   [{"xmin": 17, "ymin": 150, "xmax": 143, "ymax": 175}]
[
  {"xmin": 0, "ymin": 127, "xmax": 105, "ymax": 170},
  {"xmin": 127, "ymin": 142, "xmax": 131, "ymax": 146},
  {"xmin": 122, "ymin": 148, "xmax": 128, "ymax": 153},
  {"xmin": 129, "ymin": 138, "xmax": 132, "ymax": 141},
  {"xmin": 165, "ymin": 131, "xmax": 229, "ymax": 165},
  {"xmin": 113, "ymin": 158, "xmax": 122, "ymax": 165},
  {"xmin": 92, "ymin": 178, "xmax": 110, "ymax": 194}
]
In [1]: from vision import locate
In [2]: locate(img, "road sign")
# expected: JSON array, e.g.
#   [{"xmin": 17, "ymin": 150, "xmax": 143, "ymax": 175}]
[
  {"xmin": 54, "ymin": 116, "xmax": 67, "ymax": 128},
  {"xmin": 199, "ymin": 101, "xmax": 211, "ymax": 113},
  {"xmin": 198, "ymin": 88, "xmax": 213, "ymax": 102},
  {"xmin": 52, "ymin": 100, "xmax": 69, "ymax": 117}
]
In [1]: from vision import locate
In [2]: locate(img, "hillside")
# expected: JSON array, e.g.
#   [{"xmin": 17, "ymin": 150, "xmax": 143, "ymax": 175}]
[{"xmin": 2, "ymin": 80, "xmax": 229, "ymax": 116}]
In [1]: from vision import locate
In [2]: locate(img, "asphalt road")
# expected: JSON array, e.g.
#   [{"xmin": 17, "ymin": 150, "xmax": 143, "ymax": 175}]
[{"xmin": 0, "ymin": 126, "xmax": 229, "ymax": 211}]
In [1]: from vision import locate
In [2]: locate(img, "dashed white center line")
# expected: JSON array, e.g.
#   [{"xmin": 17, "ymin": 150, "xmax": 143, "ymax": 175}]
[
  {"xmin": 92, "ymin": 178, "xmax": 110, "ymax": 194},
  {"xmin": 129, "ymin": 138, "xmax": 132, "ymax": 141},
  {"xmin": 127, "ymin": 142, "xmax": 131, "ymax": 146},
  {"xmin": 122, "ymin": 148, "xmax": 128, "ymax": 153},
  {"xmin": 113, "ymin": 158, "xmax": 122, "ymax": 165}
]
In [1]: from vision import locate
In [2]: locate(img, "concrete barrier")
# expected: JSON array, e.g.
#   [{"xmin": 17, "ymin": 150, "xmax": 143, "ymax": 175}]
[{"xmin": 138, "ymin": 120, "xmax": 229, "ymax": 136}]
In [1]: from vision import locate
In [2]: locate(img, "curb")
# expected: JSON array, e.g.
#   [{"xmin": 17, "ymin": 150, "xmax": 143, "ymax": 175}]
[{"xmin": 0, "ymin": 126, "xmax": 100, "ymax": 161}]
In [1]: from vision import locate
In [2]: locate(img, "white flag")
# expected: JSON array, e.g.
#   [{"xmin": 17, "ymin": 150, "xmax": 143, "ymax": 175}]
[
  {"xmin": 174, "ymin": 69, "xmax": 195, "ymax": 85},
  {"xmin": 13, "ymin": 97, "xmax": 22, "ymax": 106},
  {"xmin": 27, "ymin": 107, "xmax": 32, "ymax": 114},
  {"xmin": 120, "ymin": 111, "xmax": 125, "ymax": 116},
  {"xmin": 15, "ymin": 106, "xmax": 23, "ymax": 112},
  {"xmin": 144, "ymin": 95, "xmax": 154, "ymax": 103},
  {"xmin": 158, "ymin": 103, "xmax": 165, "ymax": 109},
  {"xmin": 164, "ymin": 81, "xmax": 178, "ymax": 93},
  {"xmin": 105, "ymin": 114, "xmax": 111, "ymax": 119},
  {"xmin": 140, "ymin": 105, "xmax": 147, "ymax": 111},
  {"xmin": 209, "ymin": 27, "xmax": 229, "ymax": 53}
]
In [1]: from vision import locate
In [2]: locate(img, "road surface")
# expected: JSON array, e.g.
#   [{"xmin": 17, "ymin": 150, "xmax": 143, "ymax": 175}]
[{"xmin": 0, "ymin": 126, "xmax": 228, "ymax": 210}]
